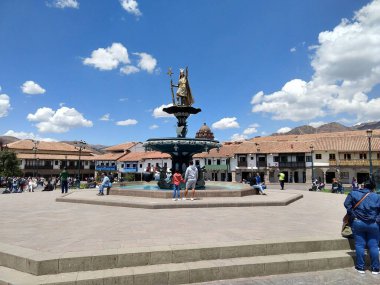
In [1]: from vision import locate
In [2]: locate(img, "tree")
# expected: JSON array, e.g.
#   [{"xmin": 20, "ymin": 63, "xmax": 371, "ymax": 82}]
[{"xmin": 0, "ymin": 150, "xmax": 22, "ymax": 177}]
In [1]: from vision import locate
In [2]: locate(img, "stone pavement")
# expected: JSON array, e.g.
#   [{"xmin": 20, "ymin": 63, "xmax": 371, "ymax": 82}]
[
  {"xmin": 0, "ymin": 186, "xmax": 346, "ymax": 254},
  {"xmin": 194, "ymin": 268, "xmax": 380, "ymax": 285}
]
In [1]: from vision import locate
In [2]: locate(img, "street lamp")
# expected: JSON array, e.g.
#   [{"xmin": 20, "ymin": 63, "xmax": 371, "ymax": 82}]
[
  {"xmin": 310, "ymin": 145, "xmax": 314, "ymax": 182},
  {"xmin": 366, "ymin": 129, "xmax": 373, "ymax": 180},
  {"xmin": 32, "ymin": 140, "xmax": 39, "ymax": 177},
  {"xmin": 74, "ymin": 140, "xmax": 87, "ymax": 188}
]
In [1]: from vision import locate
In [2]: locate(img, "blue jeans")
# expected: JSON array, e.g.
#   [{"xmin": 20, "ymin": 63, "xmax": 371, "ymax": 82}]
[
  {"xmin": 173, "ymin": 184, "xmax": 180, "ymax": 199},
  {"xmin": 61, "ymin": 180, "xmax": 68, "ymax": 193},
  {"xmin": 352, "ymin": 219, "xmax": 380, "ymax": 271}
]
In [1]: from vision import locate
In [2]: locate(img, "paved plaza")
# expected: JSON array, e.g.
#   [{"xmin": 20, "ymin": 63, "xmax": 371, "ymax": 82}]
[
  {"xmin": 0, "ymin": 184, "xmax": 366, "ymax": 284},
  {"xmin": 0, "ymin": 185, "xmax": 346, "ymax": 254}
]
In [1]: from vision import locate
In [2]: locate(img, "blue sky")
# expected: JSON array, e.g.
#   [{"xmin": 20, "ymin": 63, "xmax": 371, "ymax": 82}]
[{"xmin": 1, "ymin": 0, "xmax": 379, "ymax": 145}]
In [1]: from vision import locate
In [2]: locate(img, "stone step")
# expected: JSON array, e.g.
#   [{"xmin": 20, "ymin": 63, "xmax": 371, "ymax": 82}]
[
  {"xmin": 0, "ymin": 250, "xmax": 356, "ymax": 285},
  {"xmin": 0, "ymin": 238, "xmax": 353, "ymax": 276}
]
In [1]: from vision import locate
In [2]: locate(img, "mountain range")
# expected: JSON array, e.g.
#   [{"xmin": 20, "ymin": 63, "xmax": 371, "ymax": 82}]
[{"xmin": 274, "ymin": 121, "xmax": 380, "ymax": 136}]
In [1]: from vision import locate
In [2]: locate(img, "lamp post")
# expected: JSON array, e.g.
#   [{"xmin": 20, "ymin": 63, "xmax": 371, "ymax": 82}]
[
  {"xmin": 366, "ymin": 129, "xmax": 373, "ymax": 180},
  {"xmin": 74, "ymin": 140, "xmax": 87, "ymax": 188},
  {"xmin": 32, "ymin": 140, "xmax": 39, "ymax": 178},
  {"xmin": 310, "ymin": 145, "xmax": 314, "ymax": 182}
]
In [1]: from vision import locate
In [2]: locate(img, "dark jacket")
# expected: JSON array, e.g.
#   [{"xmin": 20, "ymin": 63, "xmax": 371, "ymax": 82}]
[{"xmin": 344, "ymin": 188, "xmax": 380, "ymax": 224}]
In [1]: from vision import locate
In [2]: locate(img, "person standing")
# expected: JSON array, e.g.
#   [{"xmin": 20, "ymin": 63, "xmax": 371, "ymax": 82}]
[
  {"xmin": 59, "ymin": 167, "xmax": 69, "ymax": 194},
  {"xmin": 344, "ymin": 180, "xmax": 380, "ymax": 274},
  {"xmin": 172, "ymin": 170, "xmax": 184, "ymax": 201},
  {"xmin": 184, "ymin": 161, "xmax": 198, "ymax": 201},
  {"xmin": 278, "ymin": 172, "xmax": 285, "ymax": 190}
]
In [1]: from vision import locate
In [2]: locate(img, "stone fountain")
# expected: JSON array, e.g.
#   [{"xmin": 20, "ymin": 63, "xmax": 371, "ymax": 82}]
[{"xmin": 143, "ymin": 67, "xmax": 221, "ymax": 189}]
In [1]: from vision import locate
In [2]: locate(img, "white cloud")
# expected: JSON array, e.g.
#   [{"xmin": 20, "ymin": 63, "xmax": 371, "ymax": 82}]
[
  {"xmin": 120, "ymin": 65, "xmax": 140, "ymax": 75},
  {"xmin": 27, "ymin": 107, "xmax": 93, "ymax": 133},
  {"xmin": 0, "ymin": 92, "xmax": 11, "ymax": 118},
  {"xmin": 21, "ymin": 81, "xmax": 46, "ymax": 95},
  {"xmin": 119, "ymin": 98, "xmax": 128, "ymax": 102},
  {"xmin": 134, "ymin": 52, "xmax": 157, "ymax": 73},
  {"xmin": 3, "ymin": 130, "xmax": 57, "ymax": 142},
  {"xmin": 212, "ymin": 117, "xmax": 240, "ymax": 130},
  {"xmin": 100, "ymin": 113, "xmax": 110, "ymax": 121},
  {"xmin": 230, "ymin": 133, "xmax": 247, "ymax": 141},
  {"xmin": 120, "ymin": 0, "xmax": 142, "ymax": 16},
  {"xmin": 116, "ymin": 119, "xmax": 138, "ymax": 126},
  {"xmin": 251, "ymin": 0, "xmax": 380, "ymax": 122},
  {"xmin": 84, "ymin": 43, "xmax": 158, "ymax": 75},
  {"xmin": 277, "ymin": 127, "xmax": 292, "ymax": 134},
  {"xmin": 149, "ymin": 124, "xmax": 159, "ymax": 130},
  {"xmin": 243, "ymin": 127, "xmax": 258, "ymax": 135},
  {"xmin": 47, "ymin": 0, "xmax": 79, "ymax": 9},
  {"xmin": 152, "ymin": 103, "xmax": 174, "ymax": 118},
  {"xmin": 309, "ymin": 121, "xmax": 325, "ymax": 128},
  {"xmin": 83, "ymin": 43, "xmax": 130, "ymax": 70},
  {"xmin": 290, "ymin": 47, "xmax": 296, "ymax": 52}
]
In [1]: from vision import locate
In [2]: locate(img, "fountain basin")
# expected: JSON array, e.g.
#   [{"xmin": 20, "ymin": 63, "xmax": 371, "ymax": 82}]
[{"xmin": 109, "ymin": 181, "xmax": 256, "ymax": 199}]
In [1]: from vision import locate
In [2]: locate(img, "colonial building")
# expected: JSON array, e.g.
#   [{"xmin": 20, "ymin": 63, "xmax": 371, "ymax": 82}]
[{"xmin": 6, "ymin": 140, "xmax": 95, "ymax": 178}]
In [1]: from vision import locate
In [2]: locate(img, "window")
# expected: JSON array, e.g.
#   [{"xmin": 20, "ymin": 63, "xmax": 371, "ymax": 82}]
[
  {"xmin": 239, "ymin": 156, "xmax": 246, "ymax": 162},
  {"xmin": 85, "ymin": 161, "xmax": 89, "ymax": 165},
  {"xmin": 126, "ymin": 164, "xmax": 130, "ymax": 168},
  {"xmin": 208, "ymin": 159, "xmax": 212, "ymax": 165},
  {"xmin": 296, "ymin": 155, "xmax": 305, "ymax": 162},
  {"xmin": 258, "ymin": 156, "xmax": 266, "ymax": 162},
  {"xmin": 156, "ymin": 163, "xmax": 159, "ymax": 167},
  {"xmin": 195, "ymin": 160, "xmax": 200, "ymax": 166},
  {"xmin": 106, "ymin": 163, "xmax": 109, "ymax": 166},
  {"xmin": 111, "ymin": 163, "xmax": 115, "ymax": 166},
  {"xmin": 100, "ymin": 162, "xmax": 104, "ymax": 166},
  {"xmin": 121, "ymin": 164, "xmax": 124, "ymax": 168},
  {"xmin": 359, "ymin": 153, "xmax": 367, "ymax": 159},
  {"xmin": 55, "ymin": 160, "xmax": 58, "ymax": 165},
  {"xmin": 217, "ymin": 159, "xmax": 221, "ymax": 165},
  {"xmin": 273, "ymin": 156, "xmax": 279, "ymax": 162},
  {"xmin": 164, "ymin": 162, "xmax": 167, "ymax": 167},
  {"xmin": 378, "ymin": 153, "xmax": 380, "ymax": 160},
  {"xmin": 140, "ymin": 164, "xmax": 142, "ymax": 168},
  {"xmin": 344, "ymin": 153, "xmax": 351, "ymax": 160},
  {"xmin": 280, "ymin": 156, "xmax": 288, "ymax": 162},
  {"xmin": 329, "ymin": 154, "xmax": 336, "ymax": 160},
  {"xmin": 306, "ymin": 156, "xmax": 312, "ymax": 162},
  {"xmin": 250, "ymin": 156, "xmax": 254, "ymax": 160},
  {"xmin": 133, "ymin": 164, "xmax": 137, "ymax": 168},
  {"xmin": 315, "ymin": 154, "xmax": 322, "ymax": 160}
]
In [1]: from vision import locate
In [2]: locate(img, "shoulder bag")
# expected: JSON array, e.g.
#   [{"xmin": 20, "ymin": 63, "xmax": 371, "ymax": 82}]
[{"xmin": 341, "ymin": 192, "xmax": 370, "ymax": 238}]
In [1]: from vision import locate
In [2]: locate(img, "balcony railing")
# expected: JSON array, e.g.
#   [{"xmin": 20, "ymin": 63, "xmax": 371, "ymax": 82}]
[
  {"xmin": 237, "ymin": 161, "xmax": 248, "ymax": 167},
  {"xmin": 330, "ymin": 159, "xmax": 380, "ymax": 167},
  {"xmin": 279, "ymin": 162, "xmax": 306, "ymax": 168},
  {"xmin": 256, "ymin": 161, "xmax": 267, "ymax": 168}
]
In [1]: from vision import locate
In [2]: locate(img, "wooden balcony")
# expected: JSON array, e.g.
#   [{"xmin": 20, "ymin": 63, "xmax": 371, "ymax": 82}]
[{"xmin": 330, "ymin": 159, "xmax": 380, "ymax": 167}]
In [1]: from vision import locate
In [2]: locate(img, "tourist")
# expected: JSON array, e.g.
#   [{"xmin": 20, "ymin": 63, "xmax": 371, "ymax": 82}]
[
  {"xmin": 255, "ymin": 173, "xmax": 267, "ymax": 195},
  {"xmin": 184, "ymin": 161, "xmax": 198, "ymax": 201},
  {"xmin": 97, "ymin": 173, "xmax": 110, "ymax": 196},
  {"xmin": 352, "ymin": 177, "xmax": 359, "ymax": 190},
  {"xmin": 278, "ymin": 172, "xmax": 285, "ymax": 190},
  {"xmin": 344, "ymin": 179, "xmax": 380, "ymax": 274},
  {"xmin": 172, "ymin": 170, "xmax": 184, "ymax": 201},
  {"xmin": 59, "ymin": 167, "xmax": 69, "ymax": 194}
]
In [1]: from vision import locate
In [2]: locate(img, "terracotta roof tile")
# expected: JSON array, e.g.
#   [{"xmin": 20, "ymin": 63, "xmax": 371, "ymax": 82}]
[
  {"xmin": 6, "ymin": 140, "xmax": 91, "ymax": 153},
  {"xmin": 118, "ymin": 151, "xmax": 170, "ymax": 162},
  {"xmin": 103, "ymin": 142, "xmax": 138, "ymax": 152},
  {"xmin": 193, "ymin": 142, "xmax": 242, "ymax": 158}
]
